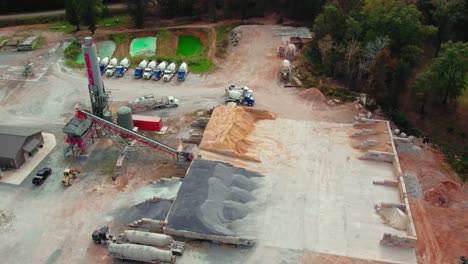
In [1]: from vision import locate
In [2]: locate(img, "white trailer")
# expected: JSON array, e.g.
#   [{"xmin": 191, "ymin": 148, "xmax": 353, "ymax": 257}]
[
  {"xmin": 143, "ymin": 60, "xmax": 157, "ymax": 80},
  {"xmin": 121, "ymin": 230, "xmax": 185, "ymax": 255},
  {"xmin": 127, "ymin": 94, "xmax": 179, "ymax": 112},
  {"xmin": 163, "ymin": 62, "xmax": 177, "ymax": 82},
  {"xmin": 108, "ymin": 243, "xmax": 174, "ymax": 264}
]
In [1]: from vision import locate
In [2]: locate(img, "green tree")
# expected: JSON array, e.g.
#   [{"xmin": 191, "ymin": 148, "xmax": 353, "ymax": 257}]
[
  {"xmin": 126, "ymin": 0, "xmax": 152, "ymax": 28},
  {"xmin": 412, "ymin": 69, "xmax": 435, "ymax": 116},
  {"xmin": 432, "ymin": 41, "xmax": 468, "ymax": 104},
  {"xmin": 362, "ymin": 0, "xmax": 437, "ymax": 55},
  {"xmin": 313, "ymin": 4, "xmax": 346, "ymax": 41},
  {"xmin": 81, "ymin": 0, "xmax": 101, "ymax": 34},
  {"xmin": 65, "ymin": 0, "xmax": 81, "ymax": 31}
]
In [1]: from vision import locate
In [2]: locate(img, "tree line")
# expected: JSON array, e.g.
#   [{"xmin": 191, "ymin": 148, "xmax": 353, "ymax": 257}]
[{"xmin": 305, "ymin": 0, "xmax": 467, "ymax": 115}]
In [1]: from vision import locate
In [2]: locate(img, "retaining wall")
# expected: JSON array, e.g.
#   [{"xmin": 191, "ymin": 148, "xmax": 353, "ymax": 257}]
[{"xmin": 354, "ymin": 119, "xmax": 418, "ymax": 248}]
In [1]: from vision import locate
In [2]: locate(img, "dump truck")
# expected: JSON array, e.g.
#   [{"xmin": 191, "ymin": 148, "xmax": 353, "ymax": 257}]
[
  {"xmin": 115, "ymin": 57, "xmax": 130, "ymax": 77},
  {"xmin": 134, "ymin": 59, "xmax": 148, "ymax": 79},
  {"xmin": 143, "ymin": 60, "xmax": 157, "ymax": 80},
  {"xmin": 225, "ymin": 85, "xmax": 255, "ymax": 106},
  {"xmin": 163, "ymin": 62, "xmax": 177, "ymax": 82},
  {"xmin": 99, "ymin": 57, "xmax": 109, "ymax": 74},
  {"xmin": 152, "ymin": 61, "xmax": 167, "ymax": 81},
  {"xmin": 62, "ymin": 167, "xmax": 80, "ymax": 186},
  {"xmin": 177, "ymin": 62, "xmax": 188, "ymax": 81},
  {"xmin": 280, "ymin": 59, "xmax": 291, "ymax": 83},
  {"xmin": 127, "ymin": 94, "xmax": 179, "ymax": 112},
  {"xmin": 105, "ymin": 57, "xmax": 118, "ymax": 77}
]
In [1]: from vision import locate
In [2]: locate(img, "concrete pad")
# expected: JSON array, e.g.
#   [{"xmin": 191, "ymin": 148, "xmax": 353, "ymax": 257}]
[
  {"xmin": 233, "ymin": 119, "xmax": 416, "ymax": 264},
  {"xmin": 0, "ymin": 133, "xmax": 56, "ymax": 185}
]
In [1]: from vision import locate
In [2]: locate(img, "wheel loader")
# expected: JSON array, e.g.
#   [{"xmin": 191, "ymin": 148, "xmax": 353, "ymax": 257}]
[{"xmin": 62, "ymin": 168, "xmax": 80, "ymax": 186}]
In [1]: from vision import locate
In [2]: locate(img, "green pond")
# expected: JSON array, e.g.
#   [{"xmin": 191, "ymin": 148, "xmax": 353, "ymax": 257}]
[
  {"xmin": 177, "ymin": 35, "xmax": 202, "ymax": 56},
  {"xmin": 129, "ymin": 37, "xmax": 157, "ymax": 57},
  {"xmin": 76, "ymin": 40, "xmax": 116, "ymax": 64}
]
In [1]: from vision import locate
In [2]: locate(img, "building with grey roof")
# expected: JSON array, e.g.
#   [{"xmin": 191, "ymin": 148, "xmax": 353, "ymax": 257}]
[{"xmin": 0, "ymin": 126, "xmax": 44, "ymax": 170}]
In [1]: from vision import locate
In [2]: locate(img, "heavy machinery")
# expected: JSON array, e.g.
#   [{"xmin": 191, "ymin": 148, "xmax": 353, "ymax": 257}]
[
  {"xmin": 143, "ymin": 60, "xmax": 157, "ymax": 80},
  {"xmin": 163, "ymin": 62, "xmax": 177, "ymax": 82},
  {"xmin": 177, "ymin": 62, "xmax": 188, "ymax": 81},
  {"xmin": 225, "ymin": 85, "xmax": 255, "ymax": 106},
  {"xmin": 127, "ymin": 94, "xmax": 179, "ymax": 112},
  {"xmin": 280, "ymin": 59, "xmax": 291, "ymax": 83},
  {"xmin": 99, "ymin": 57, "xmax": 109, "ymax": 74},
  {"xmin": 134, "ymin": 59, "xmax": 148, "ymax": 79},
  {"xmin": 115, "ymin": 57, "xmax": 130, "ymax": 77},
  {"xmin": 92, "ymin": 226, "xmax": 112, "ymax": 244},
  {"xmin": 152, "ymin": 61, "xmax": 167, "ymax": 80},
  {"xmin": 105, "ymin": 57, "xmax": 118, "ymax": 77},
  {"xmin": 62, "ymin": 167, "xmax": 80, "ymax": 186}
]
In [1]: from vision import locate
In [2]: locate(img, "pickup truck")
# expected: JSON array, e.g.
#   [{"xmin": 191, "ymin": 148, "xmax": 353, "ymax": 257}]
[{"xmin": 32, "ymin": 167, "xmax": 52, "ymax": 185}]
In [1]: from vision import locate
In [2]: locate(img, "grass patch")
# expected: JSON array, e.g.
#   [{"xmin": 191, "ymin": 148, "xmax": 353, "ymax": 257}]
[
  {"xmin": 156, "ymin": 30, "xmax": 177, "ymax": 56},
  {"xmin": 32, "ymin": 36, "xmax": 44, "ymax": 50},
  {"xmin": 64, "ymin": 39, "xmax": 83, "ymax": 68},
  {"xmin": 108, "ymin": 33, "xmax": 130, "ymax": 46},
  {"xmin": 177, "ymin": 35, "xmax": 202, "ymax": 56},
  {"xmin": 49, "ymin": 21, "xmax": 77, "ymax": 33},
  {"xmin": 0, "ymin": 14, "xmax": 65, "ymax": 28},
  {"xmin": 97, "ymin": 16, "xmax": 128, "ymax": 28},
  {"xmin": 215, "ymin": 25, "xmax": 235, "ymax": 58}
]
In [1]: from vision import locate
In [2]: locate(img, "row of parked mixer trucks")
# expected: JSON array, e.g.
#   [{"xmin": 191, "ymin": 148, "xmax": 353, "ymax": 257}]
[{"xmin": 97, "ymin": 57, "xmax": 188, "ymax": 81}]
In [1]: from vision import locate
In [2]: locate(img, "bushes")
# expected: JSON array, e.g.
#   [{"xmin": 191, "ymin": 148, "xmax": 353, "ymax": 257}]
[
  {"xmin": 319, "ymin": 86, "xmax": 356, "ymax": 101},
  {"xmin": 64, "ymin": 39, "xmax": 82, "ymax": 68}
]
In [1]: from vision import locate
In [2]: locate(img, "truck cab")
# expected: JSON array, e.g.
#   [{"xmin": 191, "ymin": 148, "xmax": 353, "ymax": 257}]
[
  {"xmin": 143, "ymin": 68, "xmax": 153, "ymax": 80},
  {"xmin": 105, "ymin": 65, "xmax": 115, "ymax": 77},
  {"xmin": 134, "ymin": 68, "xmax": 143, "ymax": 79},
  {"xmin": 115, "ymin": 66, "xmax": 125, "ymax": 77}
]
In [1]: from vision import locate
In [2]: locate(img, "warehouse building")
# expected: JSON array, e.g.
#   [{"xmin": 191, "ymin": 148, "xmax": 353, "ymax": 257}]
[{"xmin": 0, "ymin": 126, "xmax": 44, "ymax": 170}]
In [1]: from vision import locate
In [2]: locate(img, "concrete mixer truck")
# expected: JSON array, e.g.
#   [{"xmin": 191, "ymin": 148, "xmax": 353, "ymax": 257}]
[
  {"xmin": 143, "ymin": 60, "xmax": 157, "ymax": 80},
  {"xmin": 115, "ymin": 57, "xmax": 130, "ymax": 77},
  {"xmin": 134, "ymin": 59, "xmax": 148, "ymax": 79},
  {"xmin": 225, "ymin": 85, "xmax": 255, "ymax": 106}
]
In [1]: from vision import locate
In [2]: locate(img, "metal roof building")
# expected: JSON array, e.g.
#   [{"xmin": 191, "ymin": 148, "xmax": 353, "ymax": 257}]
[{"xmin": 0, "ymin": 126, "xmax": 44, "ymax": 170}]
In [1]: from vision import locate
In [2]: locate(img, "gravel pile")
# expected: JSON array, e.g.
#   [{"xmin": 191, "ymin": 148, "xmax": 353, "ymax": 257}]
[
  {"xmin": 166, "ymin": 160, "xmax": 262, "ymax": 237},
  {"xmin": 403, "ymin": 174, "xmax": 423, "ymax": 198}
]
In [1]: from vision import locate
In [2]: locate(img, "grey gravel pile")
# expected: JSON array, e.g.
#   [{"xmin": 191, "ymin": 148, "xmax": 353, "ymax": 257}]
[
  {"xmin": 403, "ymin": 174, "xmax": 423, "ymax": 198},
  {"xmin": 166, "ymin": 160, "xmax": 262, "ymax": 237}
]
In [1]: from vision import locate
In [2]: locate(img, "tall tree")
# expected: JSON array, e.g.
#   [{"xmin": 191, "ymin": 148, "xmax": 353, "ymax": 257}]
[
  {"xmin": 81, "ymin": 0, "xmax": 100, "ymax": 34},
  {"xmin": 432, "ymin": 41, "xmax": 468, "ymax": 104},
  {"xmin": 126, "ymin": 0, "xmax": 152, "ymax": 28},
  {"xmin": 65, "ymin": 0, "xmax": 81, "ymax": 31}
]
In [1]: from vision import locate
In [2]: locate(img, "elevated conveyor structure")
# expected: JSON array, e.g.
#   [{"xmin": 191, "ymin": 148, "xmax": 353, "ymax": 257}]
[{"xmin": 76, "ymin": 109, "xmax": 193, "ymax": 164}]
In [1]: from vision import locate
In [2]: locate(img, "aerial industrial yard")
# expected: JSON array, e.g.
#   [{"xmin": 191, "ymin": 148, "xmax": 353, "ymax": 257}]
[{"xmin": 0, "ymin": 14, "xmax": 467, "ymax": 264}]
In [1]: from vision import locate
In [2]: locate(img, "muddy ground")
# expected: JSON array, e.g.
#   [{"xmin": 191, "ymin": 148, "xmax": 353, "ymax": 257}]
[{"xmin": 0, "ymin": 21, "xmax": 466, "ymax": 264}]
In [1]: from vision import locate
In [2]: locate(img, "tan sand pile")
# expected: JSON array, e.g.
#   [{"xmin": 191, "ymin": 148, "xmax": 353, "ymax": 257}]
[
  {"xmin": 298, "ymin": 88, "xmax": 326, "ymax": 103},
  {"xmin": 200, "ymin": 105, "xmax": 276, "ymax": 162}
]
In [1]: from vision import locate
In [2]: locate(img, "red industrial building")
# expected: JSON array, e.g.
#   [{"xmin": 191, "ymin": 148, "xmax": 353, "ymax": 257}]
[{"xmin": 132, "ymin": 115, "xmax": 163, "ymax": 131}]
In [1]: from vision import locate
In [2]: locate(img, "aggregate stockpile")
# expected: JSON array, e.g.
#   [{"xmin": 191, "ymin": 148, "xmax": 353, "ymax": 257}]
[{"xmin": 200, "ymin": 105, "xmax": 276, "ymax": 162}]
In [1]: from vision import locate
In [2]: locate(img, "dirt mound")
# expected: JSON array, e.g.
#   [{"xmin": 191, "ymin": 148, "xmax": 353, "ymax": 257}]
[
  {"xmin": 423, "ymin": 180, "xmax": 466, "ymax": 206},
  {"xmin": 200, "ymin": 105, "xmax": 276, "ymax": 161},
  {"xmin": 298, "ymin": 88, "xmax": 326, "ymax": 103}
]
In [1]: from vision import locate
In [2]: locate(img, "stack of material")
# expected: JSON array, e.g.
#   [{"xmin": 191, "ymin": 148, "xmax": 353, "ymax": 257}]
[
  {"xmin": 165, "ymin": 160, "xmax": 263, "ymax": 245},
  {"xmin": 200, "ymin": 105, "xmax": 276, "ymax": 162}
]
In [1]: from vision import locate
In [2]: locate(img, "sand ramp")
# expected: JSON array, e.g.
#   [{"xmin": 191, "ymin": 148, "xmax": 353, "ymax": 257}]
[{"xmin": 200, "ymin": 105, "xmax": 276, "ymax": 162}]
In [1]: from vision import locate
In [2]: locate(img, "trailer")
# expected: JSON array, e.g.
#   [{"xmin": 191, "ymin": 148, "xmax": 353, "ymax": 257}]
[
  {"xmin": 152, "ymin": 61, "xmax": 167, "ymax": 81},
  {"xmin": 134, "ymin": 59, "xmax": 148, "ymax": 79},
  {"xmin": 143, "ymin": 60, "xmax": 157, "ymax": 80},
  {"xmin": 108, "ymin": 243, "xmax": 175, "ymax": 264},
  {"xmin": 177, "ymin": 62, "xmax": 188, "ymax": 81},
  {"xmin": 127, "ymin": 94, "xmax": 179, "ymax": 113},
  {"xmin": 133, "ymin": 115, "xmax": 163, "ymax": 131},
  {"xmin": 119, "ymin": 230, "xmax": 185, "ymax": 256},
  {"xmin": 105, "ymin": 57, "xmax": 118, "ymax": 77},
  {"xmin": 163, "ymin": 62, "xmax": 177, "ymax": 82},
  {"xmin": 115, "ymin": 57, "xmax": 130, "ymax": 77}
]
